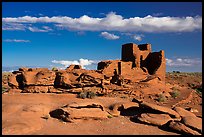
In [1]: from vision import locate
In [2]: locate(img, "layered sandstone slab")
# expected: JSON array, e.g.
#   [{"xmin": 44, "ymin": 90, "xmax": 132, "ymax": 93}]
[{"xmin": 49, "ymin": 101, "xmax": 109, "ymax": 122}]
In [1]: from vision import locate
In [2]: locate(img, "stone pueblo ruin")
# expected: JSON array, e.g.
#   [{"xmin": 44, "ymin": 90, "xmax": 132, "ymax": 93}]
[
  {"xmin": 3, "ymin": 43, "xmax": 202, "ymax": 135},
  {"xmin": 8, "ymin": 43, "xmax": 166, "ymax": 94}
]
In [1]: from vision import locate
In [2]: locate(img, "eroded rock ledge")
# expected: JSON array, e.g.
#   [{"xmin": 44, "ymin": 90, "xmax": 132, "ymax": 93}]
[{"xmin": 49, "ymin": 99, "xmax": 202, "ymax": 135}]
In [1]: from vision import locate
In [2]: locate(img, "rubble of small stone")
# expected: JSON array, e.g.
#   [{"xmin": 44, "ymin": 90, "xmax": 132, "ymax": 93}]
[{"xmin": 3, "ymin": 43, "xmax": 202, "ymax": 135}]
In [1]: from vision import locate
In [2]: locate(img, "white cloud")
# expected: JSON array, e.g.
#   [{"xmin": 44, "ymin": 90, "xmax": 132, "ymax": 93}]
[
  {"xmin": 28, "ymin": 26, "xmax": 52, "ymax": 32},
  {"xmin": 51, "ymin": 58, "xmax": 97, "ymax": 69},
  {"xmin": 176, "ymin": 58, "xmax": 183, "ymax": 62},
  {"xmin": 2, "ymin": 12, "xmax": 202, "ymax": 33},
  {"xmin": 3, "ymin": 70, "xmax": 14, "ymax": 72},
  {"xmin": 121, "ymin": 32, "xmax": 144, "ymax": 41},
  {"xmin": 2, "ymin": 23, "xmax": 26, "ymax": 31},
  {"xmin": 79, "ymin": 58, "xmax": 95, "ymax": 67},
  {"xmin": 100, "ymin": 31, "xmax": 120, "ymax": 40},
  {"xmin": 166, "ymin": 58, "xmax": 202, "ymax": 67},
  {"xmin": 3, "ymin": 39, "xmax": 30, "ymax": 43},
  {"xmin": 42, "ymin": 26, "xmax": 53, "ymax": 30},
  {"xmin": 133, "ymin": 34, "xmax": 144, "ymax": 41}
]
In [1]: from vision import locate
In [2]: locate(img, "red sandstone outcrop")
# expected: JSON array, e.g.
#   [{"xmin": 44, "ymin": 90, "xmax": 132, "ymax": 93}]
[
  {"xmin": 130, "ymin": 99, "xmax": 202, "ymax": 135},
  {"xmin": 8, "ymin": 74, "xmax": 19, "ymax": 89},
  {"xmin": 140, "ymin": 101, "xmax": 180, "ymax": 118},
  {"xmin": 54, "ymin": 70, "xmax": 80, "ymax": 89},
  {"xmin": 77, "ymin": 70, "xmax": 104, "ymax": 87},
  {"xmin": 108, "ymin": 102, "xmax": 140, "ymax": 116},
  {"xmin": 168, "ymin": 121, "xmax": 201, "ymax": 135},
  {"xmin": 22, "ymin": 69, "xmax": 55, "ymax": 86},
  {"xmin": 173, "ymin": 107, "xmax": 197, "ymax": 117},
  {"xmin": 47, "ymin": 98, "xmax": 202, "ymax": 135},
  {"xmin": 173, "ymin": 107, "xmax": 202, "ymax": 133},
  {"xmin": 23, "ymin": 86, "xmax": 58, "ymax": 93},
  {"xmin": 137, "ymin": 113, "xmax": 172, "ymax": 126},
  {"xmin": 182, "ymin": 116, "xmax": 202, "ymax": 133},
  {"xmin": 66, "ymin": 64, "xmax": 82, "ymax": 71},
  {"xmin": 49, "ymin": 101, "xmax": 109, "ymax": 122}
]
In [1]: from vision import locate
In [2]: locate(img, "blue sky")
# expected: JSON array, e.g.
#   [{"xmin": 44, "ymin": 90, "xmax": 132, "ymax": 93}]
[{"xmin": 2, "ymin": 2, "xmax": 202, "ymax": 72}]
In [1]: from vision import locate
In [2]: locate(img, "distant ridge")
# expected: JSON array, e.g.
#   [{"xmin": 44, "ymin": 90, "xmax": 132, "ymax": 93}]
[{"xmin": 2, "ymin": 66, "xmax": 47, "ymax": 72}]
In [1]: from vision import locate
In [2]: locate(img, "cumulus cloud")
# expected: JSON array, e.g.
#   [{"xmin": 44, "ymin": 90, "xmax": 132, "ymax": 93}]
[
  {"xmin": 100, "ymin": 31, "xmax": 120, "ymax": 40},
  {"xmin": 28, "ymin": 26, "xmax": 52, "ymax": 32},
  {"xmin": 166, "ymin": 58, "xmax": 202, "ymax": 67},
  {"xmin": 3, "ymin": 39, "xmax": 30, "ymax": 43},
  {"xmin": 2, "ymin": 12, "xmax": 202, "ymax": 33},
  {"xmin": 51, "ymin": 58, "xmax": 97, "ymax": 69}
]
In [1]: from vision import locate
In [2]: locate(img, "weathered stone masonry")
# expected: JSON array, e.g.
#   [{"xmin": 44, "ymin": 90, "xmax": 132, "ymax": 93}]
[{"xmin": 7, "ymin": 43, "xmax": 166, "ymax": 93}]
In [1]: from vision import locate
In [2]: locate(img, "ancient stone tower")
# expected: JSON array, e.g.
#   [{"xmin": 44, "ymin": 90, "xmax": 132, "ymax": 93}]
[
  {"xmin": 122, "ymin": 43, "xmax": 151, "ymax": 68},
  {"xmin": 98, "ymin": 43, "xmax": 166, "ymax": 82},
  {"xmin": 121, "ymin": 43, "xmax": 166, "ymax": 81}
]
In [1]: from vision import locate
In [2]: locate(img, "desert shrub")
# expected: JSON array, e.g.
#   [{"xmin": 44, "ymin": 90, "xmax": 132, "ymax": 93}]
[
  {"xmin": 3, "ymin": 72, "xmax": 12, "ymax": 78},
  {"xmin": 107, "ymin": 114, "xmax": 113, "ymax": 118},
  {"xmin": 87, "ymin": 91, "xmax": 96, "ymax": 99},
  {"xmin": 52, "ymin": 67, "xmax": 58, "ymax": 71},
  {"xmin": 77, "ymin": 91, "xmax": 97, "ymax": 99},
  {"xmin": 170, "ymin": 90, "xmax": 180, "ymax": 98},
  {"xmin": 77, "ymin": 92, "xmax": 88, "ymax": 99},
  {"xmin": 195, "ymin": 87, "xmax": 202, "ymax": 93},
  {"xmin": 173, "ymin": 71, "xmax": 180, "ymax": 73},
  {"xmin": 157, "ymin": 94, "xmax": 167, "ymax": 102},
  {"xmin": 2, "ymin": 86, "xmax": 9, "ymax": 94},
  {"xmin": 188, "ymin": 83, "xmax": 195, "ymax": 88},
  {"xmin": 171, "ymin": 87, "xmax": 178, "ymax": 91},
  {"xmin": 195, "ymin": 87, "xmax": 202, "ymax": 97}
]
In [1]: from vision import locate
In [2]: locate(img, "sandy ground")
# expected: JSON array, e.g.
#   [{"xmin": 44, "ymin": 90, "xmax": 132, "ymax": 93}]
[{"xmin": 2, "ymin": 93, "xmax": 179, "ymax": 135}]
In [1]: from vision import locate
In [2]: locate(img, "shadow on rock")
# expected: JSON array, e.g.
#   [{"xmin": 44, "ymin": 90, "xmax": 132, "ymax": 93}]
[
  {"xmin": 49, "ymin": 109, "xmax": 71, "ymax": 122},
  {"xmin": 120, "ymin": 107, "xmax": 143, "ymax": 116}
]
